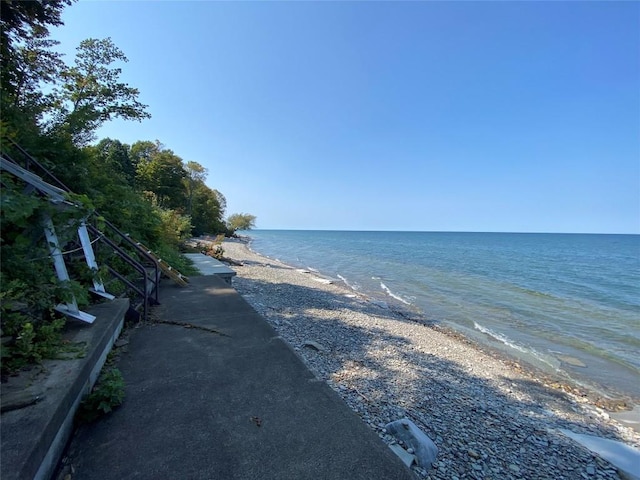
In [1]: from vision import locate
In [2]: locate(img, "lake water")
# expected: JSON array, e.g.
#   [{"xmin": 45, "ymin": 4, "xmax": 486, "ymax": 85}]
[{"xmin": 245, "ymin": 230, "xmax": 640, "ymax": 402}]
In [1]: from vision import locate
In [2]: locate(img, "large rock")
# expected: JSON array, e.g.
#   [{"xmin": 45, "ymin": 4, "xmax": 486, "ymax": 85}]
[
  {"xmin": 559, "ymin": 429, "xmax": 640, "ymax": 480},
  {"xmin": 385, "ymin": 418, "xmax": 438, "ymax": 470}
]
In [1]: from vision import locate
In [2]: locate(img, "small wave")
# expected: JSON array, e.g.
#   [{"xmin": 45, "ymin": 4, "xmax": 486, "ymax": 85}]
[
  {"xmin": 380, "ymin": 282, "xmax": 412, "ymax": 305},
  {"xmin": 307, "ymin": 267, "xmax": 319, "ymax": 273},
  {"xmin": 473, "ymin": 322, "xmax": 559, "ymax": 371},
  {"xmin": 473, "ymin": 322, "xmax": 528, "ymax": 353},
  {"xmin": 337, "ymin": 274, "xmax": 360, "ymax": 291}
]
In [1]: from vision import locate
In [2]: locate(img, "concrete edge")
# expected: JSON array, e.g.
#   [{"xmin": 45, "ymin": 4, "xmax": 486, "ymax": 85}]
[
  {"xmin": 0, "ymin": 298, "xmax": 128, "ymax": 480},
  {"xmin": 35, "ymin": 309, "xmax": 125, "ymax": 480}
]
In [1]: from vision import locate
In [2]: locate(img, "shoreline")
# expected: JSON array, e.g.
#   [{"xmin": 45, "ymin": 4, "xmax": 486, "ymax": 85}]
[
  {"xmin": 217, "ymin": 237, "xmax": 639, "ymax": 479},
  {"xmin": 236, "ymin": 235, "xmax": 637, "ymax": 412}
]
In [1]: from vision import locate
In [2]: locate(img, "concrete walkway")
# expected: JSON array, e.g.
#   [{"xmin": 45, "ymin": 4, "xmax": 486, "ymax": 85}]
[
  {"xmin": 184, "ymin": 253, "xmax": 236, "ymax": 283},
  {"xmin": 61, "ymin": 275, "xmax": 414, "ymax": 479}
]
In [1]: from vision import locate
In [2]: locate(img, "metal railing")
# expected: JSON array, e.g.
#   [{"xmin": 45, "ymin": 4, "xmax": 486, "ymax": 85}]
[
  {"xmin": 1, "ymin": 139, "xmax": 161, "ymax": 320},
  {"xmin": 88, "ymin": 224, "xmax": 157, "ymax": 321}
]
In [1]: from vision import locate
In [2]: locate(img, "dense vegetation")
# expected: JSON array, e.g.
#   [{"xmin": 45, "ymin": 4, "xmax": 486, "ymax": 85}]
[{"xmin": 0, "ymin": 0, "xmax": 253, "ymax": 374}]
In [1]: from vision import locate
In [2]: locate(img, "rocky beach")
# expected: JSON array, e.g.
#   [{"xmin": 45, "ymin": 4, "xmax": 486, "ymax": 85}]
[{"xmin": 218, "ymin": 238, "xmax": 639, "ymax": 480}]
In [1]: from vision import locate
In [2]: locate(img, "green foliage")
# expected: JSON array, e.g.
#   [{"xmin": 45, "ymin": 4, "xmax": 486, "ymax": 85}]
[
  {"xmin": 12, "ymin": 322, "xmax": 36, "ymax": 361},
  {"xmin": 8, "ymin": 35, "xmax": 65, "ymax": 119},
  {"xmin": 132, "ymin": 141, "xmax": 187, "ymax": 209},
  {"xmin": 214, "ymin": 190, "xmax": 227, "ymax": 217},
  {"xmin": 1, "ymin": 0, "xmax": 72, "ymax": 104},
  {"xmin": 185, "ymin": 161, "xmax": 207, "ymax": 215},
  {"xmin": 153, "ymin": 244, "xmax": 200, "ymax": 276},
  {"xmin": 0, "ymin": 168, "xmax": 91, "ymax": 374},
  {"xmin": 0, "ymin": 0, "xmax": 71, "ymax": 50},
  {"xmin": 191, "ymin": 183, "xmax": 225, "ymax": 236},
  {"xmin": 0, "ymin": 173, "xmax": 41, "ymax": 224},
  {"xmin": 87, "ymin": 138, "xmax": 136, "ymax": 186},
  {"xmin": 50, "ymin": 37, "xmax": 151, "ymax": 145},
  {"xmin": 0, "ymin": 316, "xmax": 66, "ymax": 373},
  {"xmin": 227, "ymin": 213, "xmax": 257, "ymax": 233},
  {"xmin": 77, "ymin": 367, "xmax": 125, "ymax": 423},
  {"xmin": 32, "ymin": 317, "xmax": 67, "ymax": 358},
  {"xmin": 154, "ymin": 206, "xmax": 192, "ymax": 248},
  {"xmin": 0, "ymin": 1, "xmax": 237, "ymax": 374}
]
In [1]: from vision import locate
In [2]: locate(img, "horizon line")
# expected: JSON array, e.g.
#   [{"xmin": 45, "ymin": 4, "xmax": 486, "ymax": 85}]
[{"xmin": 245, "ymin": 228, "xmax": 640, "ymax": 236}]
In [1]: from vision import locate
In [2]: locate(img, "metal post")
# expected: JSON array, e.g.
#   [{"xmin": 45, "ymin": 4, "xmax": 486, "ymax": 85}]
[
  {"xmin": 78, "ymin": 221, "xmax": 115, "ymax": 300},
  {"xmin": 43, "ymin": 216, "xmax": 96, "ymax": 323}
]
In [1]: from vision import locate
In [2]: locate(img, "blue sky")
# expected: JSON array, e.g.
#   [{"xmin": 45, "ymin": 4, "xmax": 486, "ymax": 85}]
[{"xmin": 52, "ymin": 1, "xmax": 639, "ymax": 233}]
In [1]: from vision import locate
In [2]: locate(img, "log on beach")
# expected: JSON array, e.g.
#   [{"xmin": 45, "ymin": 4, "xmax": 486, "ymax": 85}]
[{"xmin": 222, "ymin": 240, "xmax": 640, "ymax": 480}]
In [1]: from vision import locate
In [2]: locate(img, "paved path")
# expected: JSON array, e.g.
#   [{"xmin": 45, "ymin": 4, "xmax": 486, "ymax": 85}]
[
  {"xmin": 61, "ymin": 275, "xmax": 414, "ymax": 480},
  {"xmin": 184, "ymin": 253, "xmax": 236, "ymax": 281}
]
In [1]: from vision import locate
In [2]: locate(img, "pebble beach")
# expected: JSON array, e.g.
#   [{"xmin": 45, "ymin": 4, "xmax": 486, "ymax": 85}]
[{"xmin": 219, "ymin": 238, "xmax": 640, "ymax": 480}]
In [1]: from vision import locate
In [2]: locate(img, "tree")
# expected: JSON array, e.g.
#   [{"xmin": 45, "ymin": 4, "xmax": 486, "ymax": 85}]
[
  {"xmin": 1, "ymin": 1, "xmax": 69, "ymax": 151},
  {"xmin": 131, "ymin": 141, "xmax": 187, "ymax": 210},
  {"xmin": 50, "ymin": 37, "xmax": 150, "ymax": 145},
  {"xmin": 0, "ymin": 0, "xmax": 71, "ymax": 97},
  {"xmin": 0, "ymin": 0, "xmax": 71, "ymax": 48},
  {"xmin": 213, "ymin": 189, "xmax": 226, "ymax": 218},
  {"xmin": 191, "ymin": 184, "xmax": 225, "ymax": 236},
  {"xmin": 7, "ymin": 36, "xmax": 65, "ymax": 115},
  {"xmin": 0, "ymin": 1, "xmax": 206, "ymax": 373},
  {"xmin": 88, "ymin": 138, "xmax": 135, "ymax": 186},
  {"xmin": 129, "ymin": 140, "xmax": 157, "ymax": 171},
  {"xmin": 184, "ymin": 161, "xmax": 207, "ymax": 216},
  {"xmin": 154, "ymin": 206, "xmax": 192, "ymax": 248},
  {"xmin": 183, "ymin": 161, "xmax": 227, "ymax": 235},
  {"xmin": 227, "ymin": 213, "xmax": 257, "ymax": 234}
]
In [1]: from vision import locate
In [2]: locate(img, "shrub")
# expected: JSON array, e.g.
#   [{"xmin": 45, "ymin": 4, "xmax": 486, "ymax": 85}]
[
  {"xmin": 0, "ymin": 175, "xmax": 92, "ymax": 374},
  {"xmin": 77, "ymin": 367, "xmax": 125, "ymax": 423}
]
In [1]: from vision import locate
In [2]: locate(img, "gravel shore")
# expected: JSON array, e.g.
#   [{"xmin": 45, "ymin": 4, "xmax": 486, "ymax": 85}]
[{"xmin": 219, "ymin": 238, "xmax": 640, "ymax": 480}]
